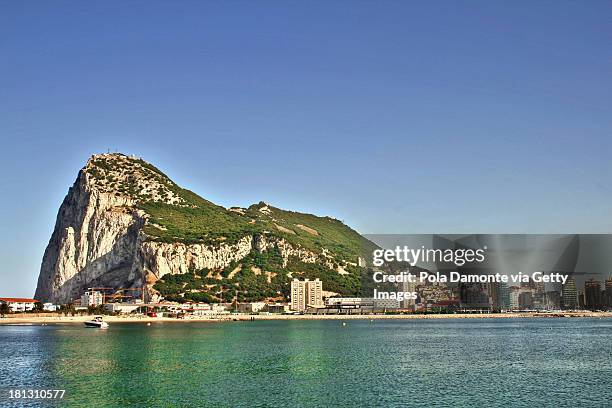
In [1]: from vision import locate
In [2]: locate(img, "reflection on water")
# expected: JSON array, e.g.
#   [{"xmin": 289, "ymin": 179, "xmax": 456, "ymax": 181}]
[{"xmin": 1, "ymin": 319, "xmax": 612, "ymax": 407}]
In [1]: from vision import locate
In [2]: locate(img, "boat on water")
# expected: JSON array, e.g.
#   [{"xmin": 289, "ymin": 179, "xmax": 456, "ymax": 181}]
[{"xmin": 84, "ymin": 316, "xmax": 109, "ymax": 328}]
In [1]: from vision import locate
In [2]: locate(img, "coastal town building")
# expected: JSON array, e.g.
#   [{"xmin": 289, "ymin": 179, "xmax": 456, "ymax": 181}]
[
  {"xmin": 459, "ymin": 283, "xmax": 491, "ymax": 310},
  {"xmin": 290, "ymin": 278, "xmax": 323, "ymax": 312},
  {"xmin": 43, "ymin": 303, "xmax": 58, "ymax": 312},
  {"xmin": 372, "ymin": 298, "xmax": 400, "ymax": 309},
  {"xmin": 0, "ymin": 297, "xmax": 38, "ymax": 312},
  {"xmin": 104, "ymin": 303, "xmax": 142, "ymax": 314},
  {"xmin": 509, "ymin": 287, "xmax": 520, "ymax": 310},
  {"xmin": 562, "ymin": 278, "xmax": 578, "ymax": 309},
  {"xmin": 172, "ymin": 303, "xmax": 229, "ymax": 316},
  {"xmin": 518, "ymin": 291, "xmax": 534, "ymax": 309},
  {"xmin": 545, "ymin": 291, "xmax": 561, "ymax": 310},
  {"xmin": 325, "ymin": 297, "xmax": 400, "ymax": 310},
  {"xmin": 489, "ymin": 282, "xmax": 501, "ymax": 310},
  {"xmin": 498, "ymin": 282, "xmax": 511, "ymax": 310},
  {"xmin": 326, "ymin": 297, "xmax": 372, "ymax": 308},
  {"xmin": 183, "ymin": 303, "xmax": 214, "ymax": 316},
  {"xmin": 585, "ymin": 279, "xmax": 603, "ymax": 310},
  {"xmin": 80, "ymin": 290, "xmax": 104, "ymax": 307},
  {"xmin": 237, "ymin": 302, "xmax": 266, "ymax": 313},
  {"xmin": 401, "ymin": 280, "xmax": 417, "ymax": 310},
  {"xmin": 426, "ymin": 299, "xmax": 460, "ymax": 312},
  {"xmin": 578, "ymin": 291, "xmax": 585, "ymax": 309},
  {"xmin": 264, "ymin": 303, "xmax": 290, "ymax": 313},
  {"xmin": 606, "ymin": 278, "xmax": 612, "ymax": 309}
]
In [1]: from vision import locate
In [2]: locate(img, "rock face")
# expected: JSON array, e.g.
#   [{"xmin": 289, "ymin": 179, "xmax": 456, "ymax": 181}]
[
  {"xmin": 35, "ymin": 168, "xmax": 144, "ymax": 303},
  {"xmin": 35, "ymin": 154, "xmax": 373, "ymax": 304}
]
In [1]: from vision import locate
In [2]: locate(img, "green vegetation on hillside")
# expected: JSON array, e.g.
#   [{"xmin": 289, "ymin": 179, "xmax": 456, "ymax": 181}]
[
  {"xmin": 141, "ymin": 190, "xmax": 257, "ymax": 244},
  {"xmin": 86, "ymin": 153, "xmax": 378, "ymax": 300},
  {"xmin": 245, "ymin": 203, "xmax": 377, "ymax": 263}
]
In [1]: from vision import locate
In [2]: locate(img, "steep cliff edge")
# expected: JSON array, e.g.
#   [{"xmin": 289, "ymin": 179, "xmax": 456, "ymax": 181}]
[{"xmin": 35, "ymin": 153, "xmax": 376, "ymax": 304}]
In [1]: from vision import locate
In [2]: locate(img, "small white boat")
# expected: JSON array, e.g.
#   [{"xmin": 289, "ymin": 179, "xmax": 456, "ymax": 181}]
[{"xmin": 84, "ymin": 316, "xmax": 109, "ymax": 328}]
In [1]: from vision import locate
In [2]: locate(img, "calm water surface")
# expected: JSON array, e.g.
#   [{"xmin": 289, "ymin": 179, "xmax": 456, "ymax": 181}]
[{"xmin": 1, "ymin": 318, "xmax": 611, "ymax": 407}]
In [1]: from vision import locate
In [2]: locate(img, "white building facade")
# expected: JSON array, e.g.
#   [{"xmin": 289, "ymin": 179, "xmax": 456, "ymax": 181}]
[
  {"xmin": 0, "ymin": 298, "xmax": 38, "ymax": 312},
  {"xmin": 80, "ymin": 291, "xmax": 104, "ymax": 307},
  {"xmin": 291, "ymin": 279, "xmax": 323, "ymax": 312}
]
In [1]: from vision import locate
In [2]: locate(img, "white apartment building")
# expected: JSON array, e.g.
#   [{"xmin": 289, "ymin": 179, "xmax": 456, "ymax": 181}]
[
  {"xmin": 290, "ymin": 279, "xmax": 323, "ymax": 312},
  {"xmin": 80, "ymin": 290, "xmax": 104, "ymax": 307},
  {"xmin": 509, "ymin": 289, "xmax": 520, "ymax": 310},
  {"xmin": 401, "ymin": 280, "xmax": 417, "ymax": 309}
]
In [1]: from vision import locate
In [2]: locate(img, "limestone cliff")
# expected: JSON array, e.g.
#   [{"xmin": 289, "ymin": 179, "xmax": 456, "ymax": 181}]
[{"xmin": 35, "ymin": 153, "xmax": 375, "ymax": 304}]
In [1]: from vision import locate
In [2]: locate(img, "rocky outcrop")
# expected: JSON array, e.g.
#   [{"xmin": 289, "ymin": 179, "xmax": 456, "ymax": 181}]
[
  {"xmin": 35, "ymin": 154, "xmax": 336, "ymax": 304},
  {"xmin": 35, "ymin": 154, "xmax": 368, "ymax": 303},
  {"xmin": 138, "ymin": 237, "xmax": 254, "ymax": 279},
  {"xmin": 254, "ymin": 235, "xmax": 322, "ymax": 267},
  {"xmin": 34, "ymin": 167, "xmax": 145, "ymax": 303},
  {"xmin": 35, "ymin": 176, "xmax": 252, "ymax": 302}
]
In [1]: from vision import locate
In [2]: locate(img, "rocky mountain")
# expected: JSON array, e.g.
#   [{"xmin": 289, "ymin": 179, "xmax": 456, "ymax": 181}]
[{"xmin": 35, "ymin": 154, "xmax": 377, "ymax": 304}]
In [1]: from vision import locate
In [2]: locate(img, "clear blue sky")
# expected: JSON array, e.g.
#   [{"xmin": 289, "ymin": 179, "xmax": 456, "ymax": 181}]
[{"xmin": 1, "ymin": 1, "xmax": 611, "ymax": 296}]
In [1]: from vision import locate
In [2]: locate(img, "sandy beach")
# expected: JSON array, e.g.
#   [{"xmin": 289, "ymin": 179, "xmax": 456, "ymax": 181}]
[{"xmin": 2, "ymin": 311, "xmax": 612, "ymax": 325}]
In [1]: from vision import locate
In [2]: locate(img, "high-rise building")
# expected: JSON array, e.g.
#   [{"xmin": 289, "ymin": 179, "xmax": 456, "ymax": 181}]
[
  {"xmin": 290, "ymin": 279, "xmax": 323, "ymax": 312},
  {"xmin": 459, "ymin": 283, "xmax": 491, "ymax": 310},
  {"xmin": 532, "ymin": 282, "xmax": 545, "ymax": 310},
  {"xmin": 578, "ymin": 291, "xmax": 585, "ymax": 308},
  {"xmin": 509, "ymin": 287, "xmax": 520, "ymax": 310},
  {"xmin": 584, "ymin": 279, "xmax": 602, "ymax": 310},
  {"xmin": 489, "ymin": 282, "xmax": 500, "ymax": 311},
  {"xmin": 401, "ymin": 279, "xmax": 417, "ymax": 310},
  {"xmin": 545, "ymin": 291, "xmax": 561, "ymax": 310},
  {"xmin": 518, "ymin": 291, "xmax": 533, "ymax": 310},
  {"xmin": 562, "ymin": 278, "xmax": 578, "ymax": 309},
  {"xmin": 499, "ymin": 282, "xmax": 511, "ymax": 310},
  {"xmin": 488, "ymin": 282, "xmax": 510, "ymax": 311},
  {"xmin": 605, "ymin": 277, "xmax": 612, "ymax": 309}
]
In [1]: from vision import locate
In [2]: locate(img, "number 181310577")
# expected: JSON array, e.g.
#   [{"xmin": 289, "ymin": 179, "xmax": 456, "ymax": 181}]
[{"xmin": 8, "ymin": 389, "xmax": 65, "ymax": 399}]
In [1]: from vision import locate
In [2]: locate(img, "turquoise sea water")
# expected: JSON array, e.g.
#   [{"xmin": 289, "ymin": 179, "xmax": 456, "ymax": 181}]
[{"xmin": 1, "ymin": 318, "xmax": 611, "ymax": 407}]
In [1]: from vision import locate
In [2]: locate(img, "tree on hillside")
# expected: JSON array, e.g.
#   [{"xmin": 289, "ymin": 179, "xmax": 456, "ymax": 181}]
[{"xmin": 0, "ymin": 303, "xmax": 9, "ymax": 317}]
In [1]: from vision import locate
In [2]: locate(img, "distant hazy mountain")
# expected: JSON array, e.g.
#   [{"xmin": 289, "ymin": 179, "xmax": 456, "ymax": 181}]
[{"xmin": 35, "ymin": 153, "xmax": 376, "ymax": 304}]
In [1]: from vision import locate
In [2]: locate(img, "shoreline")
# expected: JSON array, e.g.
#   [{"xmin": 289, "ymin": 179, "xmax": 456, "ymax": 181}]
[{"xmin": 2, "ymin": 311, "xmax": 612, "ymax": 325}]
